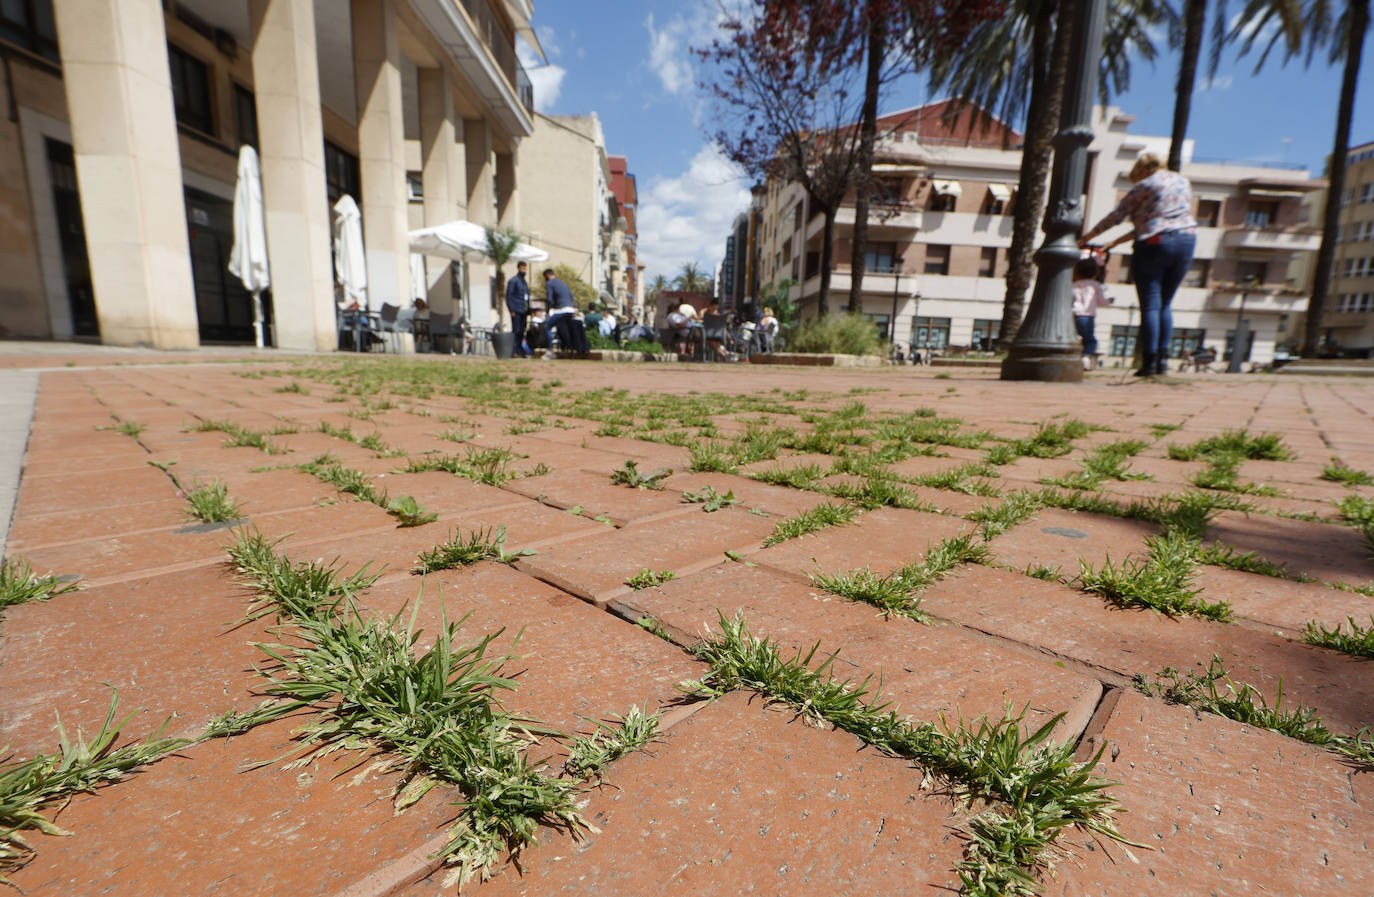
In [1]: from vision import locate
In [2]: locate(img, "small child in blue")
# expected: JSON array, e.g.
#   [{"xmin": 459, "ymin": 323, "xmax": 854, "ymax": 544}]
[{"xmin": 1072, "ymin": 257, "xmax": 1111, "ymax": 370}]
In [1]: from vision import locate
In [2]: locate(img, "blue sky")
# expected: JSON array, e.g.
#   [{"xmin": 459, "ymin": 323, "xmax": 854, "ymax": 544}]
[{"xmin": 519, "ymin": 2, "xmax": 1373, "ymax": 281}]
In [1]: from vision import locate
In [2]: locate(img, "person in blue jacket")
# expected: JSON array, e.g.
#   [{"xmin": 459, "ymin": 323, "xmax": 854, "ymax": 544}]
[
  {"xmin": 543, "ymin": 268, "xmax": 589, "ymax": 355},
  {"xmin": 505, "ymin": 261, "xmax": 531, "ymax": 357}
]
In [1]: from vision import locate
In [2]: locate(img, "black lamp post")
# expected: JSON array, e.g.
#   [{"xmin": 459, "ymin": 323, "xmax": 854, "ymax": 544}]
[
  {"xmin": 889, "ymin": 255, "xmax": 905, "ymax": 342},
  {"xmin": 1001, "ymin": 0, "xmax": 1106, "ymax": 382},
  {"xmin": 1227, "ymin": 275, "xmax": 1258, "ymax": 373}
]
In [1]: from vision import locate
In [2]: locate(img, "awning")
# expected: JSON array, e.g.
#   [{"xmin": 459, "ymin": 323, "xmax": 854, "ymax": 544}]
[
  {"xmin": 987, "ymin": 183, "xmax": 1012, "ymax": 201},
  {"xmin": 1248, "ymin": 188, "xmax": 1305, "ymax": 199},
  {"xmin": 932, "ymin": 179, "xmax": 962, "ymax": 197}
]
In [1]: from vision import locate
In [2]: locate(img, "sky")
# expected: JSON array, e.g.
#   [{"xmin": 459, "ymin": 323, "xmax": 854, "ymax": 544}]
[{"xmin": 517, "ymin": 1, "xmax": 1374, "ymax": 283}]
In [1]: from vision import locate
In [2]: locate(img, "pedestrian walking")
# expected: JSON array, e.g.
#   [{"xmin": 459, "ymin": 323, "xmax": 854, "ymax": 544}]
[
  {"xmin": 506, "ymin": 261, "xmax": 531, "ymax": 357},
  {"xmin": 1080, "ymin": 152, "xmax": 1197, "ymax": 377},
  {"xmin": 543, "ymin": 268, "xmax": 588, "ymax": 356}
]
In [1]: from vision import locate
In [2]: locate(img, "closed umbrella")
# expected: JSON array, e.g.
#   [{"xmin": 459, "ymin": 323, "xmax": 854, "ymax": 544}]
[
  {"xmin": 334, "ymin": 195, "xmax": 368, "ymax": 309},
  {"xmin": 228, "ymin": 145, "xmax": 270, "ymax": 347},
  {"xmin": 409, "ymin": 252, "xmax": 427, "ymax": 303}
]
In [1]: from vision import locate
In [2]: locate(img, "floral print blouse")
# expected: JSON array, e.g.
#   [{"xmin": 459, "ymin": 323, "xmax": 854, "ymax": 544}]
[{"xmin": 1087, "ymin": 170, "xmax": 1197, "ymax": 242}]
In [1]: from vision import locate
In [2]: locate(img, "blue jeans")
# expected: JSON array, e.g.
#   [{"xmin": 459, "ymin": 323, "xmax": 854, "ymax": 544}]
[
  {"xmin": 1074, "ymin": 315, "xmax": 1098, "ymax": 356},
  {"xmin": 1131, "ymin": 231, "xmax": 1195, "ymax": 359}
]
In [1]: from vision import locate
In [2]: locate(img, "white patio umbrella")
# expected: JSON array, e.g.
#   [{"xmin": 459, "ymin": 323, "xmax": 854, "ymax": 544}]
[
  {"xmin": 333, "ymin": 194, "xmax": 368, "ymax": 309},
  {"xmin": 408, "ymin": 220, "xmax": 549, "ymax": 264},
  {"xmin": 409, "ymin": 252, "xmax": 428, "ymax": 303},
  {"xmin": 228, "ymin": 145, "xmax": 270, "ymax": 347}
]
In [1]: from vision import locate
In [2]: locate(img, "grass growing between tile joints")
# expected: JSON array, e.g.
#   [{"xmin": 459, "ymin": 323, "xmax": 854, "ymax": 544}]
[
  {"xmin": 681, "ymin": 614, "xmax": 1130, "ymax": 897},
  {"xmin": 191, "ymin": 418, "xmax": 288, "ymax": 455},
  {"xmin": 810, "ymin": 534, "xmax": 990, "ymax": 622},
  {"xmin": 404, "ymin": 446, "xmax": 521, "ymax": 486},
  {"xmin": 300, "ymin": 454, "xmax": 386, "ymax": 504},
  {"xmin": 1167, "ymin": 429, "xmax": 1294, "ymax": 462},
  {"xmin": 749, "ymin": 463, "xmax": 826, "ymax": 491},
  {"xmin": 625, "ymin": 568, "xmax": 676, "ymax": 590},
  {"xmin": 608, "ymin": 459, "xmax": 670, "ymax": 490},
  {"xmin": 0, "ymin": 691, "xmax": 191, "ymax": 878},
  {"xmin": 636, "ymin": 616, "xmax": 672, "ymax": 641},
  {"xmin": 763, "ymin": 501, "xmax": 860, "ymax": 547},
  {"xmin": 0, "ymin": 558, "xmax": 81, "ymax": 617},
  {"xmin": 681, "ymin": 485, "xmax": 736, "ymax": 511},
  {"xmin": 1041, "ymin": 440, "xmax": 1151, "ymax": 491},
  {"xmin": 824, "ymin": 475, "xmax": 941, "ymax": 511},
  {"xmin": 1302, "ymin": 615, "xmax": 1374, "ymax": 659},
  {"xmin": 184, "ymin": 479, "xmax": 243, "ymax": 523},
  {"xmin": 968, "ymin": 492, "xmax": 1046, "ymax": 540},
  {"xmin": 687, "ymin": 440, "xmax": 737, "ymax": 473},
  {"xmin": 227, "ymin": 530, "xmax": 380, "ymax": 622},
  {"xmin": 318, "ymin": 421, "xmax": 401, "ymax": 457},
  {"xmin": 1077, "ymin": 531, "xmax": 1233, "ymax": 622},
  {"xmin": 415, "ymin": 526, "xmax": 533, "ymax": 574},
  {"xmin": 225, "ymin": 534, "xmax": 589, "ymax": 886},
  {"xmin": 563, "ymin": 706, "xmax": 661, "ymax": 779},
  {"xmin": 386, "ymin": 495, "xmax": 437, "ymax": 527},
  {"xmin": 1137, "ymin": 656, "xmax": 1374, "ymax": 766},
  {"xmin": 1320, "ymin": 458, "xmax": 1374, "ymax": 487},
  {"xmin": 1187, "ymin": 453, "xmax": 1281, "ymax": 497}
]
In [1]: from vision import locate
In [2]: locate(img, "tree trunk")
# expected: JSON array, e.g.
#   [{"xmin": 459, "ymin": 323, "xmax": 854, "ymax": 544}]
[
  {"xmin": 1304, "ymin": 0, "xmax": 1368, "ymax": 356},
  {"xmin": 1168, "ymin": 0, "xmax": 1207, "ymax": 172},
  {"xmin": 494, "ymin": 269, "xmax": 511, "ymax": 331},
  {"xmin": 848, "ymin": 11, "xmax": 887, "ymax": 313},
  {"xmin": 998, "ymin": 0, "xmax": 1067, "ymax": 348},
  {"xmin": 818, "ymin": 204, "xmax": 837, "ymax": 316}
]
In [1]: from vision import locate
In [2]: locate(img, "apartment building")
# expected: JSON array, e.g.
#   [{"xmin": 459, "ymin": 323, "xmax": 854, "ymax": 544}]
[
  {"xmin": 1323, "ymin": 140, "xmax": 1374, "ymax": 354},
  {"xmin": 749, "ymin": 100, "xmax": 1322, "ymax": 365},
  {"xmin": 608, "ymin": 155, "xmax": 644, "ymax": 320},
  {"xmin": 0, "ymin": 0, "xmax": 537, "ymax": 349}
]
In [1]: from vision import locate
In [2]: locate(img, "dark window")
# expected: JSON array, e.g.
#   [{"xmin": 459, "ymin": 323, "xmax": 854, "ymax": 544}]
[
  {"xmin": 864, "ymin": 242, "xmax": 897, "ymax": 273},
  {"xmin": 168, "ymin": 44, "xmax": 214, "ymax": 135},
  {"xmin": 971, "ymin": 318, "xmax": 1000, "ymax": 351},
  {"xmin": 978, "ymin": 247, "xmax": 997, "ymax": 278},
  {"xmin": 1235, "ymin": 260, "xmax": 1267, "ymax": 285},
  {"xmin": 0, "ymin": 0, "xmax": 59, "ymax": 63},
  {"xmin": 929, "ymin": 192, "xmax": 956, "ymax": 212},
  {"xmin": 1196, "ymin": 199, "xmax": 1221, "ymax": 227},
  {"xmin": 911, "ymin": 316, "xmax": 950, "ymax": 350},
  {"xmin": 1184, "ymin": 260, "xmax": 1209, "ymax": 287},
  {"xmin": 1169, "ymin": 328, "xmax": 1206, "ymax": 358},
  {"xmin": 982, "ymin": 194, "xmax": 1006, "ymax": 215},
  {"xmin": 923, "ymin": 244, "xmax": 950, "ymax": 276},
  {"xmin": 1118, "ymin": 255, "xmax": 1133, "ymax": 284},
  {"xmin": 233, "ymin": 83, "xmax": 258, "ymax": 149},
  {"xmin": 804, "ymin": 250, "xmax": 820, "ymax": 281},
  {"xmin": 866, "ymin": 313, "xmax": 890, "ymax": 342},
  {"xmin": 45, "ymin": 138, "xmax": 99, "ymax": 337},
  {"xmin": 324, "ymin": 140, "xmax": 361, "ymax": 207},
  {"xmin": 1245, "ymin": 199, "xmax": 1279, "ymax": 229},
  {"xmin": 1109, "ymin": 325, "xmax": 1139, "ymax": 359}
]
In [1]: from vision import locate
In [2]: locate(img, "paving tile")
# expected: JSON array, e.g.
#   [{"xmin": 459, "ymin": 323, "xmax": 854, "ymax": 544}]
[
  {"xmin": 13, "ymin": 465, "xmax": 175, "ymax": 517},
  {"xmin": 661, "ymin": 471, "xmax": 824, "ymax": 518},
  {"xmin": 1053, "ymin": 692, "xmax": 1374, "ymax": 897},
  {"xmin": 501, "ymin": 468, "xmax": 690, "ymax": 525},
  {"xmin": 6, "ymin": 718, "xmax": 461, "ymax": 897},
  {"xmin": 886, "ymin": 453, "xmax": 983, "ymax": 479},
  {"xmin": 1206, "ymin": 511, "xmax": 1373, "ymax": 585},
  {"xmin": 752, "ymin": 506, "xmax": 972, "ymax": 579},
  {"xmin": 922, "ymin": 564, "xmax": 1374, "ymax": 735},
  {"xmin": 515, "ymin": 509, "xmax": 777, "ymax": 605},
  {"xmin": 367, "ymin": 470, "xmax": 530, "ymax": 515},
  {"xmin": 1194, "ymin": 565, "xmax": 1374, "ymax": 631},
  {"xmin": 988, "ymin": 507, "xmax": 1156, "ymax": 574},
  {"xmin": 6, "ymin": 497, "xmax": 189, "ymax": 552},
  {"xmin": 615, "ymin": 561, "xmax": 1101, "ymax": 733}
]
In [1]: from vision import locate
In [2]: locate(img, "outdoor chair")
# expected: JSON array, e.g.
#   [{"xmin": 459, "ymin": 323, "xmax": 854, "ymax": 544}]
[
  {"xmin": 378, "ymin": 303, "xmax": 401, "ymax": 353},
  {"xmin": 336, "ymin": 306, "xmax": 380, "ymax": 352},
  {"xmin": 702, "ymin": 314, "xmax": 729, "ymax": 362},
  {"xmin": 425, "ymin": 312, "xmax": 450, "ymax": 354}
]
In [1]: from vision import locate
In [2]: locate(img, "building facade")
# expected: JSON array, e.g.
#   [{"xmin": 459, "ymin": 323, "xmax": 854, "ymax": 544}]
[
  {"xmin": 518, "ymin": 112, "xmax": 611, "ymax": 299},
  {"xmin": 750, "ymin": 101, "xmax": 1322, "ymax": 366},
  {"xmin": 1323, "ymin": 140, "xmax": 1374, "ymax": 354},
  {"xmin": 0, "ymin": 0, "xmax": 538, "ymax": 349}
]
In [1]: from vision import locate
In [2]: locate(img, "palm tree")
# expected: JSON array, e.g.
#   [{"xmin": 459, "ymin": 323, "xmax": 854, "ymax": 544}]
[
  {"xmin": 648, "ymin": 273, "xmax": 669, "ymax": 300},
  {"xmin": 674, "ymin": 262, "xmax": 710, "ymax": 295},
  {"xmin": 931, "ymin": 0, "xmax": 1168, "ymax": 346},
  {"xmin": 483, "ymin": 226, "xmax": 521, "ymax": 332}
]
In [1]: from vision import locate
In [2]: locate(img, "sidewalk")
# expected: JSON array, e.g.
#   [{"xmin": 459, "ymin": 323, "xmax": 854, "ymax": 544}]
[{"xmin": 1, "ymin": 351, "xmax": 1371, "ymax": 895}]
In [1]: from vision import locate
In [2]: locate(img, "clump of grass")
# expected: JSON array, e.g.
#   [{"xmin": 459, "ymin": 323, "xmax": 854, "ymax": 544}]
[
  {"xmin": 1044, "ymin": 441, "xmax": 1150, "ymax": 490},
  {"xmin": 1337, "ymin": 494, "xmax": 1374, "ymax": 529},
  {"xmin": 301, "ymin": 455, "xmax": 384, "ymax": 504},
  {"xmin": 563, "ymin": 706, "xmax": 661, "ymax": 779},
  {"xmin": 749, "ymin": 463, "xmax": 825, "ymax": 491},
  {"xmin": 1009, "ymin": 419, "xmax": 1093, "ymax": 460},
  {"xmin": 0, "ymin": 558, "xmax": 81, "ymax": 615},
  {"xmin": 1168, "ymin": 429, "xmax": 1293, "ymax": 462},
  {"xmin": 273, "ymin": 380, "xmax": 309, "ymax": 394},
  {"xmin": 681, "ymin": 485, "xmax": 736, "ymax": 512},
  {"xmin": 810, "ymin": 533, "xmax": 987, "ymax": 621},
  {"xmin": 825, "ymin": 476, "xmax": 938, "ymax": 511},
  {"xmin": 438, "ymin": 426, "xmax": 476, "ymax": 443},
  {"xmin": 1321, "ymin": 458, "xmax": 1374, "ymax": 487},
  {"xmin": 682, "ymin": 614, "xmax": 1129, "ymax": 895},
  {"xmin": 1302, "ymin": 616, "xmax": 1374, "ymax": 658},
  {"xmin": 636, "ymin": 616, "xmax": 672, "ymax": 641},
  {"xmin": 969, "ymin": 492, "xmax": 1044, "ymax": 540},
  {"xmin": 406, "ymin": 447, "xmax": 520, "ymax": 486},
  {"xmin": 625, "ymin": 568, "xmax": 676, "ymax": 590},
  {"xmin": 1139, "ymin": 656, "xmax": 1372, "ymax": 766},
  {"xmin": 763, "ymin": 501, "xmax": 859, "ymax": 547},
  {"xmin": 687, "ymin": 441, "xmax": 737, "ymax": 473},
  {"xmin": 1194, "ymin": 541, "xmax": 1299, "ymax": 579},
  {"xmin": 1148, "ymin": 423, "xmax": 1181, "ymax": 438},
  {"xmin": 387, "ymin": 495, "xmax": 438, "ymax": 527},
  {"xmin": 0, "ymin": 691, "xmax": 190, "ymax": 876},
  {"xmin": 206, "ymin": 420, "xmax": 287, "ymax": 454},
  {"xmin": 416, "ymin": 526, "xmax": 531, "ymax": 573},
  {"xmin": 910, "ymin": 463, "xmax": 1001, "ymax": 496},
  {"xmin": 113, "ymin": 420, "xmax": 145, "ymax": 439},
  {"xmin": 184, "ymin": 479, "xmax": 243, "ymax": 523},
  {"xmin": 1024, "ymin": 563, "xmax": 1064, "ymax": 582},
  {"xmin": 1187, "ymin": 452, "xmax": 1280, "ymax": 496},
  {"xmin": 609, "ymin": 459, "xmax": 671, "ymax": 490},
  {"xmin": 1077, "ymin": 531, "xmax": 1232, "ymax": 621},
  {"xmin": 227, "ymin": 529, "xmax": 378, "ymax": 621}
]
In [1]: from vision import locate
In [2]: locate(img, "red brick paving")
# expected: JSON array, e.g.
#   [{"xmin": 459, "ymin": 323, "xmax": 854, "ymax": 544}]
[{"xmin": 2, "ymin": 355, "xmax": 1372, "ymax": 895}]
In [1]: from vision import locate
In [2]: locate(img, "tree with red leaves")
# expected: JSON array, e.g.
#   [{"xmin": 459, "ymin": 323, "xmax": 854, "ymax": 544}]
[{"xmin": 698, "ymin": 1, "xmax": 1003, "ymax": 318}]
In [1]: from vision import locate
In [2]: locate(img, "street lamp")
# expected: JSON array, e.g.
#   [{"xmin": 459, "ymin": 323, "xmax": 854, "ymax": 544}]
[
  {"xmin": 1001, "ymin": 0, "xmax": 1106, "ymax": 382},
  {"xmin": 1227, "ymin": 274, "xmax": 1259, "ymax": 373},
  {"xmin": 889, "ymin": 255, "xmax": 905, "ymax": 343}
]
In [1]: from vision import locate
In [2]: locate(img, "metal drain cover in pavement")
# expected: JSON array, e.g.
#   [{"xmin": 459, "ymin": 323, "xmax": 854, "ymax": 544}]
[{"xmin": 1041, "ymin": 526, "xmax": 1088, "ymax": 539}]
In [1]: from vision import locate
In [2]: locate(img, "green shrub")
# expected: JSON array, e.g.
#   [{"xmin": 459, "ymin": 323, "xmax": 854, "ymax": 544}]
[{"xmin": 787, "ymin": 313, "xmax": 885, "ymax": 357}]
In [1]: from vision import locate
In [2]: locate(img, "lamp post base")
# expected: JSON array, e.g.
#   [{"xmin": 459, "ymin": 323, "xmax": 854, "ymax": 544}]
[{"xmin": 1001, "ymin": 348, "xmax": 1084, "ymax": 382}]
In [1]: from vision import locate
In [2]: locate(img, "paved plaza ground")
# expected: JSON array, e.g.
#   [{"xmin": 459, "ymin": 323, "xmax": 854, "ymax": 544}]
[{"xmin": 1, "ymin": 349, "xmax": 1372, "ymax": 896}]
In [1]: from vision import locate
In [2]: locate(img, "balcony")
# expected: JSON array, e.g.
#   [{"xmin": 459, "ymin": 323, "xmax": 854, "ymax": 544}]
[
  {"xmin": 412, "ymin": 0, "xmax": 534, "ymax": 136},
  {"xmin": 1221, "ymin": 226, "xmax": 1322, "ymax": 253}
]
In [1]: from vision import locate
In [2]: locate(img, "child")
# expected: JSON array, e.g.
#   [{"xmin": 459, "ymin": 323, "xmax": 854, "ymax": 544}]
[{"xmin": 1072, "ymin": 256, "xmax": 1111, "ymax": 370}]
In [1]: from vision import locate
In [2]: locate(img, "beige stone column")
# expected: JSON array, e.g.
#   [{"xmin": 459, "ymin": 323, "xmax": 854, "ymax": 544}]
[
  {"xmin": 496, "ymin": 148, "xmax": 518, "ymax": 231},
  {"xmin": 52, "ymin": 0, "xmax": 199, "ymax": 348},
  {"xmin": 352, "ymin": 0, "xmax": 410, "ymax": 310},
  {"xmin": 248, "ymin": 0, "xmax": 336, "ymax": 351},
  {"xmin": 418, "ymin": 68, "xmax": 459, "ymax": 319},
  {"xmin": 464, "ymin": 117, "xmax": 495, "ymax": 326}
]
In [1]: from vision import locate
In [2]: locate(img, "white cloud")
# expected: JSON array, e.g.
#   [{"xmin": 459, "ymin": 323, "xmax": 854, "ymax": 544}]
[
  {"xmin": 1201, "ymin": 74, "xmax": 1234, "ymax": 91},
  {"xmin": 637, "ymin": 143, "xmax": 751, "ymax": 278},
  {"xmin": 517, "ymin": 40, "xmax": 565, "ymax": 112},
  {"xmin": 535, "ymin": 25, "xmax": 560, "ymax": 58},
  {"xmin": 645, "ymin": 12, "xmax": 694, "ymax": 95}
]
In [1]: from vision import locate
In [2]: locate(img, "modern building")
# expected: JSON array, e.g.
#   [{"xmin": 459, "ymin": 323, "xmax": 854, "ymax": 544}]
[
  {"xmin": 0, "ymin": 0, "xmax": 538, "ymax": 349},
  {"xmin": 607, "ymin": 155, "xmax": 644, "ymax": 320},
  {"xmin": 1320, "ymin": 139, "xmax": 1374, "ymax": 354},
  {"xmin": 749, "ymin": 100, "xmax": 1323, "ymax": 366}
]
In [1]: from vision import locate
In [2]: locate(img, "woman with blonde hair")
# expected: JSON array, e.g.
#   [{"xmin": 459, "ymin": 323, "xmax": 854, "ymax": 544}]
[{"xmin": 1080, "ymin": 152, "xmax": 1196, "ymax": 377}]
